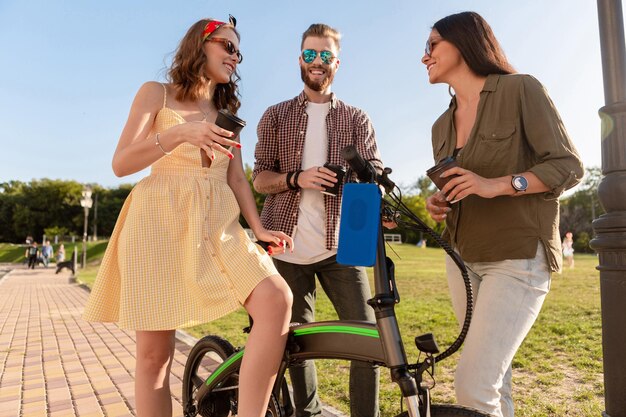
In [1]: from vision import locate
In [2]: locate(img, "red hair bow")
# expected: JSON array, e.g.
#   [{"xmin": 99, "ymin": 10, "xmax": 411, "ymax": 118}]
[{"xmin": 202, "ymin": 15, "xmax": 237, "ymax": 41}]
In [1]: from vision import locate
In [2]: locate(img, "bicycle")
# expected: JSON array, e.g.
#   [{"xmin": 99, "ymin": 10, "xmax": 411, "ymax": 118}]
[{"xmin": 182, "ymin": 146, "xmax": 490, "ymax": 417}]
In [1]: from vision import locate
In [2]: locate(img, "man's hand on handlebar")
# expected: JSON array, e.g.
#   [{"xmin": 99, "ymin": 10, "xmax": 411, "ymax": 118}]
[
  {"xmin": 383, "ymin": 220, "xmax": 397, "ymax": 229},
  {"xmin": 382, "ymin": 207, "xmax": 399, "ymax": 229}
]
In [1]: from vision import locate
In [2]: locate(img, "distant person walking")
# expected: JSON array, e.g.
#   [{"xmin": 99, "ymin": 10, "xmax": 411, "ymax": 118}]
[
  {"xmin": 41, "ymin": 240, "xmax": 54, "ymax": 267},
  {"xmin": 56, "ymin": 244, "xmax": 66, "ymax": 263},
  {"xmin": 83, "ymin": 16, "xmax": 293, "ymax": 417},
  {"xmin": 562, "ymin": 232, "xmax": 574, "ymax": 268},
  {"xmin": 26, "ymin": 242, "xmax": 39, "ymax": 269}
]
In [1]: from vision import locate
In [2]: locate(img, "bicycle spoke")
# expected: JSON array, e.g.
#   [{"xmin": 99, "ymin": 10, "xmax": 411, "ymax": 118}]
[
  {"xmin": 183, "ymin": 335, "xmax": 238, "ymax": 417},
  {"xmin": 211, "ymin": 384, "xmax": 239, "ymax": 393}
]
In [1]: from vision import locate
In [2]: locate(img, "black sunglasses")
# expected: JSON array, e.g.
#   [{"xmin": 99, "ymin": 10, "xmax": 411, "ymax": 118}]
[{"xmin": 206, "ymin": 37, "xmax": 243, "ymax": 63}]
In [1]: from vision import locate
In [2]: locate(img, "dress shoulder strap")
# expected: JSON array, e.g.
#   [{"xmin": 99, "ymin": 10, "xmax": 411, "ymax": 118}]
[{"xmin": 161, "ymin": 83, "xmax": 167, "ymax": 109}]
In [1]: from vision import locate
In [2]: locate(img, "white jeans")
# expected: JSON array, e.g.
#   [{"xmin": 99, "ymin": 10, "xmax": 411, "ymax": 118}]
[{"xmin": 445, "ymin": 242, "xmax": 551, "ymax": 417}]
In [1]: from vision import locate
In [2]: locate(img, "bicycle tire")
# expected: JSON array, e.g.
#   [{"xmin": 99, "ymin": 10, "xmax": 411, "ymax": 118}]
[
  {"xmin": 395, "ymin": 403, "xmax": 491, "ymax": 417},
  {"xmin": 182, "ymin": 335, "xmax": 237, "ymax": 417},
  {"xmin": 182, "ymin": 335, "xmax": 286, "ymax": 417}
]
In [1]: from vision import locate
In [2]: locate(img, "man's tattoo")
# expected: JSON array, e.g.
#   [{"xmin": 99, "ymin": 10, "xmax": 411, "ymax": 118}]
[{"xmin": 261, "ymin": 180, "xmax": 289, "ymax": 194}]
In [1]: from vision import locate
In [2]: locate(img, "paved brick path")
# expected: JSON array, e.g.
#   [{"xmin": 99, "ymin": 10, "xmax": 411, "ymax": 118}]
[
  {"xmin": 0, "ymin": 266, "xmax": 191, "ymax": 417},
  {"xmin": 0, "ymin": 266, "xmax": 344, "ymax": 417}
]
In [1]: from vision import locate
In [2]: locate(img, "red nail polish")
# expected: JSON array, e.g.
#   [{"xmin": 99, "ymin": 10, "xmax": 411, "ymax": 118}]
[
  {"xmin": 236, "ymin": 144, "xmax": 242, "ymax": 149},
  {"xmin": 228, "ymin": 154, "xmax": 234, "ymax": 159}
]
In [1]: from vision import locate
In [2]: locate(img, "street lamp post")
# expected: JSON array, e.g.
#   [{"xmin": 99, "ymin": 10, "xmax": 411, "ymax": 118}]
[
  {"xmin": 93, "ymin": 193, "xmax": 98, "ymax": 241},
  {"xmin": 593, "ymin": 1, "xmax": 626, "ymax": 416},
  {"xmin": 80, "ymin": 186, "xmax": 93, "ymax": 269}
]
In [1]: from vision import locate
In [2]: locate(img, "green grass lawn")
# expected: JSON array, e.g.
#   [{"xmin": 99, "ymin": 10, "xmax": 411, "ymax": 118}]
[
  {"xmin": 0, "ymin": 242, "xmax": 32, "ymax": 263},
  {"xmin": 32, "ymin": 241, "xmax": 602, "ymax": 416}
]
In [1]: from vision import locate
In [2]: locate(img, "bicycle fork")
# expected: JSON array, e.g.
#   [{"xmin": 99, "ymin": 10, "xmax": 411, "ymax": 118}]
[
  {"xmin": 370, "ymin": 225, "xmax": 424, "ymax": 417},
  {"xmin": 375, "ymin": 306, "xmax": 423, "ymax": 417}
]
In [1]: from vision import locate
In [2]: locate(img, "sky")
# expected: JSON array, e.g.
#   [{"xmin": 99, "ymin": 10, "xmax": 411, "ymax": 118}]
[{"xmin": 0, "ymin": 0, "xmax": 607, "ymax": 191}]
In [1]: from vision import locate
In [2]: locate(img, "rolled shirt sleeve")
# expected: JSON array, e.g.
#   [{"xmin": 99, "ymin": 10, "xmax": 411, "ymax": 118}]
[
  {"xmin": 520, "ymin": 75, "xmax": 584, "ymax": 197},
  {"xmin": 353, "ymin": 109, "xmax": 383, "ymax": 174}
]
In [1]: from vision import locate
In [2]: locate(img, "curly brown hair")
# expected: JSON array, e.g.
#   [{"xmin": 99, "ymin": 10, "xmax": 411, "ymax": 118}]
[{"xmin": 167, "ymin": 19, "xmax": 241, "ymax": 113}]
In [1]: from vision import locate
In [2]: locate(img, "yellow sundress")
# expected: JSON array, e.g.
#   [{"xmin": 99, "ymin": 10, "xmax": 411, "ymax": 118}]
[{"xmin": 83, "ymin": 88, "xmax": 277, "ymax": 330}]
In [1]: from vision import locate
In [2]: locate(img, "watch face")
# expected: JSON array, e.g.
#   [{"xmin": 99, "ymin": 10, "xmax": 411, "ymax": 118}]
[{"xmin": 513, "ymin": 176, "xmax": 528, "ymax": 191}]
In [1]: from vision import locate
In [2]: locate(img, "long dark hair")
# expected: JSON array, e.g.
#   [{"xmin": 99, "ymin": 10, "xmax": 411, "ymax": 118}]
[
  {"xmin": 433, "ymin": 11, "xmax": 515, "ymax": 76},
  {"xmin": 167, "ymin": 19, "xmax": 241, "ymax": 113}
]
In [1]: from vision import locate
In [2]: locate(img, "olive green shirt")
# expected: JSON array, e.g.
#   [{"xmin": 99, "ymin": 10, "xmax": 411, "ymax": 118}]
[{"xmin": 431, "ymin": 74, "xmax": 584, "ymax": 272}]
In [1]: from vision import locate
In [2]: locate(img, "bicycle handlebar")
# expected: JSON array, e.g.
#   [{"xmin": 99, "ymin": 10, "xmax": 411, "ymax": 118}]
[{"xmin": 341, "ymin": 145, "xmax": 396, "ymax": 193}]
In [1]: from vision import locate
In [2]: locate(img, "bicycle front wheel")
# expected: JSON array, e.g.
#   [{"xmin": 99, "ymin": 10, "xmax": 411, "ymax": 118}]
[
  {"xmin": 182, "ymin": 335, "xmax": 237, "ymax": 417},
  {"xmin": 182, "ymin": 335, "xmax": 284, "ymax": 417},
  {"xmin": 396, "ymin": 404, "xmax": 491, "ymax": 417}
]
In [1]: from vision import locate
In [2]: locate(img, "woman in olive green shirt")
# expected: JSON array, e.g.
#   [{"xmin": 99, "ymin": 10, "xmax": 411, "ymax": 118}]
[{"xmin": 422, "ymin": 12, "xmax": 583, "ymax": 417}]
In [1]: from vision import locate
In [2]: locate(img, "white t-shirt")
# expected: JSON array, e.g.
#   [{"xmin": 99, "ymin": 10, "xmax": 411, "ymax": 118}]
[{"xmin": 275, "ymin": 102, "xmax": 336, "ymax": 265}]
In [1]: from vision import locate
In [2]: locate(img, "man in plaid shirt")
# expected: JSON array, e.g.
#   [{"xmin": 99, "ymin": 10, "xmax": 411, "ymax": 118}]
[{"xmin": 253, "ymin": 23, "xmax": 382, "ymax": 417}]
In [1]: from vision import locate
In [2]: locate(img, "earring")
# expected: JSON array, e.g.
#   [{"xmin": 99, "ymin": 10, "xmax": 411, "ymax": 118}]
[{"xmin": 448, "ymin": 85, "xmax": 455, "ymax": 97}]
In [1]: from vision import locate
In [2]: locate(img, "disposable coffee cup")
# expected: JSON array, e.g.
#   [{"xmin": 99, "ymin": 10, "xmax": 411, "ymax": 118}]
[
  {"xmin": 215, "ymin": 109, "xmax": 246, "ymax": 147},
  {"xmin": 202, "ymin": 109, "xmax": 246, "ymax": 166},
  {"xmin": 321, "ymin": 163, "xmax": 346, "ymax": 197},
  {"xmin": 426, "ymin": 156, "xmax": 459, "ymax": 192}
]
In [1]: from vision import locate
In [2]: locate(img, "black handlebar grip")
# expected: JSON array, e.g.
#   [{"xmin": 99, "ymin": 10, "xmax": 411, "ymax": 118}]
[{"xmin": 342, "ymin": 145, "xmax": 376, "ymax": 183}]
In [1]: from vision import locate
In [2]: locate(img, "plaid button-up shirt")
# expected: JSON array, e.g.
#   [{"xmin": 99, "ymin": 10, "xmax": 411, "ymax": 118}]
[{"xmin": 253, "ymin": 91, "xmax": 383, "ymax": 250}]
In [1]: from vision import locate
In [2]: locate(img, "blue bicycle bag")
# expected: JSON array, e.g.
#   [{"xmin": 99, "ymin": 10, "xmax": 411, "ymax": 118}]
[{"xmin": 337, "ymin": 183, "xmax": 381, "ymax": 267}]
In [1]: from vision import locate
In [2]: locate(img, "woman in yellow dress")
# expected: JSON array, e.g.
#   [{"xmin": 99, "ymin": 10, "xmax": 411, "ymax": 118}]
[{"xmin": 83, "ymin": 16, "xmax": 293, "ymax": 417}]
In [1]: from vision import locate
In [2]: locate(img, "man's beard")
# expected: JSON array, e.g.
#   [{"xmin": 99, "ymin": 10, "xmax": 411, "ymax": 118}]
[{"xmin": 300, "ymin": 65, "xmax": 335, "ymax": 92}]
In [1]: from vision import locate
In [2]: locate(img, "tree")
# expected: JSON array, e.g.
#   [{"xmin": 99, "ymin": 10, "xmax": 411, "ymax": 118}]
[
  {"xmin": 93, "ymin": 184, "xmax": 133, "ymax": 237},
  {"xmin": 0, "ymin": 181, "xmax": 25, "ymax": 242},
  {"xmin": 44, "ymin": 226, "xmax": 70, "ymax": 239},
  {"xmin": 0, "ymin": 179, "xmax": 133, "ymax": 243},
  {"xmin": 559, "ymin": 166, "xmax": 604, "ymax": 253},
  {"xmin": 384, "ymin": 175, "xmax": 445, "ymax": 245},
  {"xmin": 1, "ymin": 179, "xmax": 84, "ymax": 243},
  {"xmin": 408, "ymin": 176, "xmax": 437, "ymax": 200}
]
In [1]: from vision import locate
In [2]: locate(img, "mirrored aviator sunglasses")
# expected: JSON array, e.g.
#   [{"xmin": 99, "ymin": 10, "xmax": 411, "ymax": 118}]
[
  {"xmin": 302, "ymin": 49, "xmax": 335, "ymax": 65},
  {"xmin": 206, "ymin": 37, "xmax": 243, "ymax": 63}
]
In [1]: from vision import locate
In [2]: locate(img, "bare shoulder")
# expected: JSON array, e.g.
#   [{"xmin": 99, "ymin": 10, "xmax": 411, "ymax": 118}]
[
  {"xmin": 123, "ymin": 81, "xmax": 165, "ymax": 118},
  {"xmin": 137, "ymin": 81, "xmax": 167, "ymax": 102}
]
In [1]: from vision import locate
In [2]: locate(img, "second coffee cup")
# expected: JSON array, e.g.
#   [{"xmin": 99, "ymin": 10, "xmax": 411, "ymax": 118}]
[
  {"xmin": 321, "ymin": 163, "xmax": 346, "ymax": 197},
  {"xmin": 426, "ymin": 156, "xmax": 459, "ymax": 192}
]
